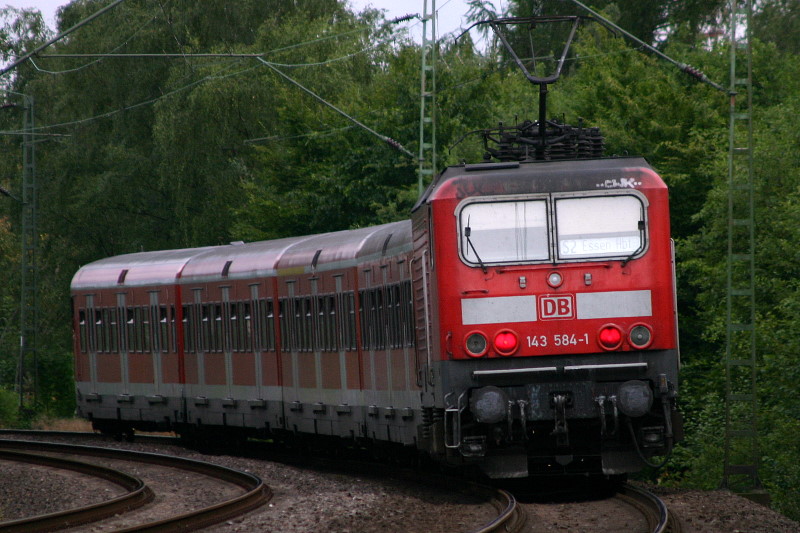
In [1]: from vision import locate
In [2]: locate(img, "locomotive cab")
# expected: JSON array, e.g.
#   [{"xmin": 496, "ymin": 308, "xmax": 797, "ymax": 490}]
[{"xmin": 411, "ymin": 157, "xmax": 681, "ymax": 478}]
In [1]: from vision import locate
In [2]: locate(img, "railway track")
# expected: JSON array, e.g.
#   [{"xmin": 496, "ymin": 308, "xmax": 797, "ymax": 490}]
[
  {"xmin": 0, "ymin": 430, "xmax": 521, "ymax": 532},
  {"xmin": 517, "ymin": 480, "xmax": 682, "ymax": 533},
  {"xmin": 0, "ymin": 438, "xmax": 271, "ymax": 532},
  {"xmin": 0, "ymin": 447, "xmax": 154, "ymax": 532},
  {"xmin": 470, "ymin": 485, "xmax": 526, "ymax": 533},
  {"xmin": 0, "ymin": 430, "xmax": 681, "ymax": 533},
  {"xmin": 615, "ymin": 483, "xmax": 682, "ymax": 533}
]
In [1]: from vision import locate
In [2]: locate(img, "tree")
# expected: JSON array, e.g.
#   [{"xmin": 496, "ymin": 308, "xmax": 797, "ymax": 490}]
[
  {"xmin": 466, "ymin": 0, "xmax": 729, "ymax": 46},
  {"xmin": 753, "ymin": 0, "xmax": 800, "ymax": 55}
]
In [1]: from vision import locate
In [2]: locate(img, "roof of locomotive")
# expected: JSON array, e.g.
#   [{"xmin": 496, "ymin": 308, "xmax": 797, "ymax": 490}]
[
  {"xmin": 413, "ymin": 157, "xmax": 663, "ymax": 211},
  {"xmin": 71, "ymin": 220, "xmax": 412, "ymax": 290}
]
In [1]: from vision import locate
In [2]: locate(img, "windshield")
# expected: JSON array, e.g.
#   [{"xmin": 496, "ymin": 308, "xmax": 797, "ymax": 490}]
[
  {"xmin": 555, "ymin": 195, "xmax": 644, "ymax": 260},
  {"xmin": 457, "ymin": 193, "xmax": 646, "ymax": 266},
  {"xmin": 460, "ymin": 199, "xmax": 549, "ymax": 265}
]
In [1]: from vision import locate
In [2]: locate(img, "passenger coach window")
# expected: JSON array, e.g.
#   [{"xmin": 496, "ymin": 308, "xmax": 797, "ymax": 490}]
[
  {"xmin": 78, "ymin": 309, "xmax": 88, "ymax": 353},
  {"xmin": 459, "ymin": 199, "xmax": 549, "ymax": 265},
  {"xmin": 257, "ymin": 299, "xmax": 275, "ymax": 351},
  {"xmin": 555, "ymin": 195, "xmax": 645, "ymax": 260},
  {"xmin": 182, "ymin": 305, "xmax": 194, "ymax": 353}
]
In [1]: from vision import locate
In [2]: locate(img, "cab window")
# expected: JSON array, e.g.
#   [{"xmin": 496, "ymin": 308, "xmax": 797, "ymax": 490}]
[
  {"xmin": 459, "ymin": 199, "xmax": 549, "ymax": 265},
  {"xmin": 555, "ymin": 195, "xmax": 645, "ymax": 260}
]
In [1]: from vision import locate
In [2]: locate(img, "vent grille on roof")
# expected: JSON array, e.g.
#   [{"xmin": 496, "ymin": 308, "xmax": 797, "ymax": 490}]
[{"xmin": 482, "ymin": 119, "xmax": 604, "ymax": 162}]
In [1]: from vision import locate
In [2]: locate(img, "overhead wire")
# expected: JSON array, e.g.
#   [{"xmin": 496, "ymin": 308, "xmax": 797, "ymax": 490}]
[
  {"xmin": 259, "ymin": 41, "xmax": 388, "ymax": 68},
  {"xmin": 4, "ymin": 5, "xmax": 499, "ymax": 157},
  {"xmin": 0, "ymin": 60, "xmax": 253, "ymax": 136},
  {"xmin": 155, "ymin": 0, "xmax": 190, "ymax": 68},
  {"xmin": 44, "ymin": 34, "xmax": 396, "ymax": 68},
  {"xmin": 437, "ymin": 39, "xmax": 648, "ymax": 95},
  {"xmin": 0, "ymin": 0, "xmax": 124, "ymax": 78},
  {"xmin": 32, "ymin": 0, "xmax": 406, "ymax": 73},
  {"xmin": 11, "ymin": 9, "xmax": 418, "ymax": 157},
  {"xmin": 255, "ymin": 57, "xmax": 414, "ymax": 158},
  {"xmin": 29, "ymin": 10, "xmax": 161, "ymax": 75},
  {"xmin": 244, "ymin": 125, "xmax": 357, "ymax": 145},
  {"xmin": 17, "ymin": 22, "xmax": 647, "ymax": 152},
  {"xmin": 10, "ymin": 33, "xmax": 398, "ymax": 136}
]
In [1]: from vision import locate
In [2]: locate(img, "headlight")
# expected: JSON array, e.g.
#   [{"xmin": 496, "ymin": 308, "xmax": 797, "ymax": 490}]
[
  {"xmin": 628, "ymin": 324, "xmax": 653, "ymax": 349},
  {"xmin": 547, "ymin": 271, "xmax": 563, "ymax": 288},
  {"xmin": 470, "ymin": 386, "xmax": 508, "ymax": 424},
  {"xmin": 465, "ymin": 332, "xmax": 488, "ymax": 357},
  {"xmin": 617, "ymin": 380, "xmax": 653, "ymax": 417}
]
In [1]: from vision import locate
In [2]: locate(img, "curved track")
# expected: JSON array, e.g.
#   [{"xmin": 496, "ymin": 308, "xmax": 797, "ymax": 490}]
[
  {"xmin": 1, "ymin": 431, "xmax": 680, "ymax": 533},
  {"xmin": 0, "ymin": 438, "xmax": 271, "ymax": 532},
  {"xmin": 615, "ymin": 483, "xmax": 682, "ymax": 533},
  {"xmin": 0, "ymin": 448, "xmax": 153, "ymax": 532},
  {"xmin": 470, "ymin": 486, "xmax": 526, "ymax": 533}
]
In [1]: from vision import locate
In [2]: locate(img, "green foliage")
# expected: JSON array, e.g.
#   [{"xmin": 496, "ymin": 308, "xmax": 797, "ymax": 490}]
[
  {"xmin": 668, "ymin": 37, "xmax": 800, "ymax": 521},
  {"xmin": 0, "ymin": 217, "xmax": 20, "ymax": 386},
  {"xmin": 36, "ymin": 352, "xmax": 76, "ymax": 417},
  {"xmin": 753, "ymin": 0, "xmax": 800, "ymax": 55},
  {"xmin": 0, "ymin": 387, "xmax": 19, "ymax": 427},
  {"xmin": 661, "ymin": 392, "xmax": 726, "ymax": 489},
  {"xmin": 469, "ymin": 0, "xmax": 728, "ymax": 46},
  {"xmin": 760, "ymin": 411, "xmax": 800, "ymax": 520}
]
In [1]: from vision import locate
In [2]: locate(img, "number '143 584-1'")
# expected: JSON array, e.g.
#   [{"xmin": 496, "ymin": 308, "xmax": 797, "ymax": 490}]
[{"xmin": 527, "ymin": 333, "xmax": 589, "ymax": 348}]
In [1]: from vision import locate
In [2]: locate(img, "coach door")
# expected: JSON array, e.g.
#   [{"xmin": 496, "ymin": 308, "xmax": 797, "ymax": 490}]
[
  {"xmin": 117, "ymin": 292, "xmax": 130, "ymax": 395},
  {"xmin": 410, "ymin": 249, "xmax": 432, "ymax": 394},
  {"xmin": 282, "ymin": 280, "xmax": 300, "ymax": 417},
  {"xmin": 148, "ymin": 290, "xmax": 163, "ymax": 397},
  {"xmin": 411, "ymin": 208, "xmax": 434, "ymax": 397},
  {"xmin": 221, "ymin": 286, "xmax": 234, "ymax": 399},
  {"xmin": 84, "ymin": 294, "xmax": 99, "ymax": 392},
  {"xmin": 249, "ymin": 283, "xmax": 264, "ymax": 401}
]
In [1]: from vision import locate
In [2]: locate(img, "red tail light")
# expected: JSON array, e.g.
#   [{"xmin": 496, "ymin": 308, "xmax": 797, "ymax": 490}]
[
  {"xmin": 598, "ymin": 325, "xmax": 623, "ymax": 350},
  {"xmin": 494, "ymin": 330, "xmax": 519, "ymax": 356}
]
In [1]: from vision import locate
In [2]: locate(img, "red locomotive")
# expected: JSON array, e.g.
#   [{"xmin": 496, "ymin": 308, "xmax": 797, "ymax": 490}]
[{"xmin": 72, "ymin": 153, "xmax": 680, "ymax": 478}]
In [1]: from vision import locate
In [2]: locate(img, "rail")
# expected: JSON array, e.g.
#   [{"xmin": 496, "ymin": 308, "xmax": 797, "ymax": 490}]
[
  {"xmin": 0, "ymin": 438, "xmax": 271, "ymax": 532},
  {"xmin": 0, "ymin": 448, "xmax": 153, "ymax": 532},
  {"xmin": 469, "ymin": 486, "xmax": 526, "ymax": 533},
  {"xmin": 616, "ymin": 483, "xmax": 682, "ymax": 533}
]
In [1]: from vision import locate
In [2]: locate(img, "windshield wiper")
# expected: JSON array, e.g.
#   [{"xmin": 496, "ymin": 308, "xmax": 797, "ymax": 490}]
[
  {"xmin": 621, "ymin": 221, "xmax": 645, "ymax": 267},
  {"xmin": 464, "ymin": 218, "xmax": 488, "ymax": 274},
  {"xmin": 620, "ymin": 245, "xmax": 642, "ymax": 267}
]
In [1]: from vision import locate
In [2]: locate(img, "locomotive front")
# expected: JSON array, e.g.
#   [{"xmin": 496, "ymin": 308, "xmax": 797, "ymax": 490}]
[{"xmin": 412, "ymin": 157, "xmax": 681, "ymax": 478}]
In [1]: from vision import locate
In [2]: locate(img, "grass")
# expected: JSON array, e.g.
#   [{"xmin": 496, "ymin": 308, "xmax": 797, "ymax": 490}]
[{"xmin": 30, "ymin": 417, "xmax": 93, "ymax": 432}]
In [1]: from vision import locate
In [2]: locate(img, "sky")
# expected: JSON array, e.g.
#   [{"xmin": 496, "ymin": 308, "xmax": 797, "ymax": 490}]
[
  {"xmin": 4, "ymin": 0, "xmax": 63, "ymax": 28},
  {"xmin": 2, "ymin": 0, "xmax": 495, "ymax": 43}
]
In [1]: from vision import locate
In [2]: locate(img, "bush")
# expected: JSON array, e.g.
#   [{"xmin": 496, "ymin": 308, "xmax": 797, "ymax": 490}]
[{"xmin": 0, "ymin": 387, "xmax": 19, "ymax": 427}]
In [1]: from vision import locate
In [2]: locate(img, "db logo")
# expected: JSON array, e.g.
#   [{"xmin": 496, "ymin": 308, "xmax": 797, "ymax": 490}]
[{"xmin": 539, "ymin": 295, "xmax": 574, "ymax": 320}]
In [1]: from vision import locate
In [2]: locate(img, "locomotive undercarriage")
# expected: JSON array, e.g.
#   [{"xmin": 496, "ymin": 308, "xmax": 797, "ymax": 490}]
[
  {"xmin": 435, "ymin": 358, "xmax": 680, "ymax": 478},
  {"xmin": 446, "ymin": 395, "xmax": 676, "ymax": 478}
]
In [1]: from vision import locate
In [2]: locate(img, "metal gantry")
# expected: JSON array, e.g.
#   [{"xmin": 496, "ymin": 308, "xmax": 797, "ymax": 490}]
[
  {"xmin": 1, "ymin": 92, "xmax": 38, "ymax": 411},
  {"xmin": 418, "ymin": 0, "xmax": 437, "ymax": 197},
  {"xmin": 18, "ymin": 94, "xmax": 38, "ymax": 411},
  {"xmin": 723, "ymin": 0, "xmax": 761, "ymax": 494}
]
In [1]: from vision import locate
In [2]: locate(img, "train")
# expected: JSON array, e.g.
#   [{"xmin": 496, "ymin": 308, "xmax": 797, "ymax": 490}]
[{"xmin": 72, "ymin": 131, "xmax": 682, "ymax": 479}]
